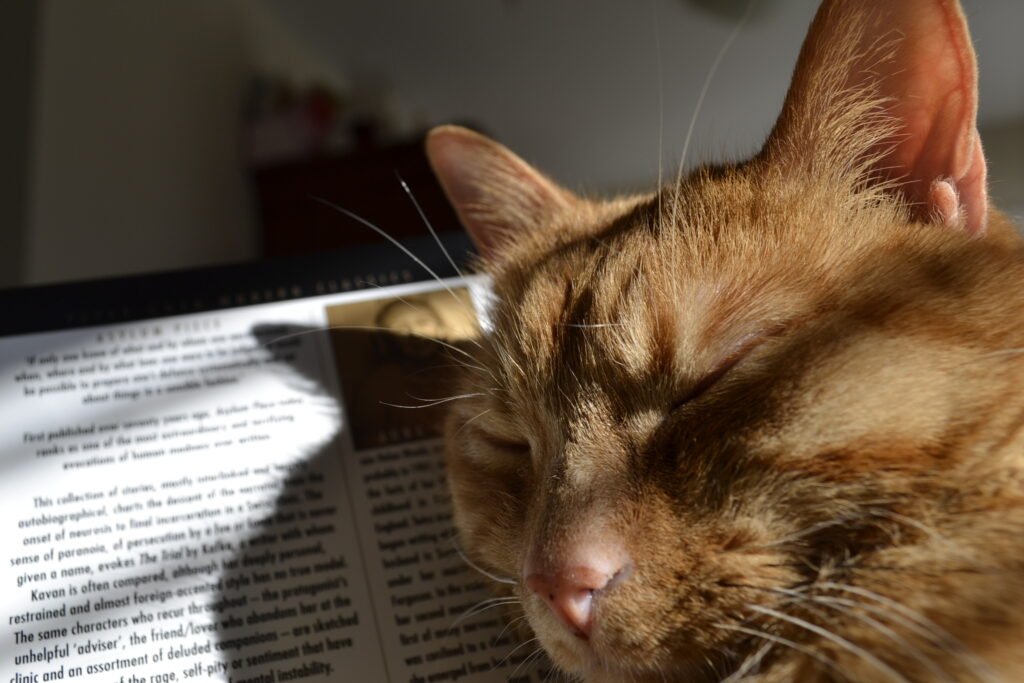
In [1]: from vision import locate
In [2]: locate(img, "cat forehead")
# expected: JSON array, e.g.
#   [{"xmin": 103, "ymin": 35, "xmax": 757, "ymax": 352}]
[
  {"xmin": 493, "ymin": 161, "xmax": 887, "ymax": 286},
  {"xmin": 478, "ymin": 179, "xmax": 1008, "ymax": 440},
  {"xmin": 487, "ymin": 178, "xmax": 843, "ymax": 361}
]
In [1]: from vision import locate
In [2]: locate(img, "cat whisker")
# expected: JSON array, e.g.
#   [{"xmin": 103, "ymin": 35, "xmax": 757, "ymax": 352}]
[
  {"xmin": 673, "ymin": 0, "xmax": 757, "ymax": 190},
  {"xmin": 350, "ymin": 280, "xmax": 483, "ymax": 350},
  {"xmin": 447, "ymin": 595, "xmax": 521, "ymax": 636},
  {"xmin": 261, "ymin": 322, "xmax": 483, "ymax": 367},
  {"xmin": 507, "ymin": 644, "xmax": 548, "ymax": 681},
  {"xmin": 746, "ymin": 603, "xmax": 910, "ymax": 682},
  {"xmin": 863, "ymin": 508, "xmax": 988, "ymax": 573},
  {"xmin": 495, "ymin": 612, "xmax": 530, "ymax": 643},
  {"xmin": 833, "ymin": 559, "xmax": 998, "ymax": 576},
  {"xmin": 801, "ymin": 594, "xmax": 958, "ymax": 683},
  {"xmin": 494, "ymin": 636, "xmax": 540, "ymax": 672},
  {"xmin": 545, "ymin": 665, "xmax": 579, "ymax": 683},
  {"xmin": 816, "ymin": 581, "xmax": 960, "ymax": 647},
  {"xmin": 751, "ymin": 513, "xmax": 868, "ymax": 551},
  {"xmin": 713, "ymin": 622, "xmax": 845, "ymax": 680},
  {"xmin": 715, "ymin": 579, "xmax": 792, "ymax": 592},
  {"xmin": 395, "ymin": 171, "xmax": 466, "ymax": 279},
  {"xmin": 866, "ymin": 508, "xmax": 954, "ymax": 546},
  {"xmin": 451, "ymin": 408, "xmax": 492, "ymax": 439},
  {"xmin": 650, "ymin": 0, "xmax": 665, "ymax": 224},
  {"xmin": 449, "ymin": 540, "xmax": 518, "ymax": 586},
  {"xmin": 379, "ymin": 392, "xmax": 487, "ymax": 410},
  {"xmin": 979, "ymin": 348, "xmax": 1024, "ymax": 359},
  {"xmin": 415, "ymin": 362, "xmax": 485, "ymax": 375},
  {"xmin": 313, "ymin": 195, "xmax": 476, "ymax": 319},
  {"xmin": 814, "ymin": 582, "xmax": 1000, "ymax": 683},
  {"xmin": 808, "ymin": 593, "xmax": 948, "ymax": 647},
  {"xmin": 757, "ymin": 584, "xmax": 956, "ymax": 683},
  {"xmin": 718, "ymin": 640, "xmax": 772, "ymax": 683}
]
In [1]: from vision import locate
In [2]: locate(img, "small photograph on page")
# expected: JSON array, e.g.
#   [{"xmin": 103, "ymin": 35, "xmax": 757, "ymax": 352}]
[{"xmin": 325, "ymin": 287, "xmax": 478, "ymax": 450}]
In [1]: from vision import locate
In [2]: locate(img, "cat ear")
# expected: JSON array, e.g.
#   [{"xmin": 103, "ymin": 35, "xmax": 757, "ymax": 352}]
[
  {"xmin": 766, "ymin": 0, "xmax": 987, "ymax": 235},
  {"xmin": 426, "ymin": 125, "xmax": 578, "ymax": 258}
]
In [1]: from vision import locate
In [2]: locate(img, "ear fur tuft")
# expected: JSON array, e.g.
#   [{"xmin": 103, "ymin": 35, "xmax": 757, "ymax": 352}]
[
  {"xmin": 425, "ymin": 125, "xmax": 578, "ymax": 259},
  {"xmin": 765, "ymin": 0, "xmax": 988, "ymax": 235}
]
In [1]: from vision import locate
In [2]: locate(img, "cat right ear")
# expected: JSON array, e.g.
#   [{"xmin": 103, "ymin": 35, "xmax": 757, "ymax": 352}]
[
  {"xmin": 765, "ymin": 0, "xmax": 988, "ymax": 235},
  {"xmin": 426, "ymin": 126, "xmax": 576, "ymax": 259}
]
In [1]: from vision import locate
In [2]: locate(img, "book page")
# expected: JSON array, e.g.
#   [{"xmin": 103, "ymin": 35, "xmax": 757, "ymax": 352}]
[
  {"xmin": 321, "ymin": 288, "xmax": 546, "ymax": 682},
  {"xmin": 0, "ymin": 278, "xmax": 549, "ymax": 682}
]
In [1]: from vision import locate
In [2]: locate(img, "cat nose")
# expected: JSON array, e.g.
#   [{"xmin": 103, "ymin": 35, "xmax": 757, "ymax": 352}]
[
  {"xmin": 525, "ymin": 567, "xmax": 607, "ymax": 638},
  {"xmin": 525, "ymin": 558, "xmax": 631, "ymax": 639}
]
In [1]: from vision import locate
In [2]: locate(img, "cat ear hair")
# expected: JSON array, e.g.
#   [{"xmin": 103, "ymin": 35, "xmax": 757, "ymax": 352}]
[
  {"xmin": 766, "ymin": 0, "xmax": 987, "ymax": 235},
  {"xmin": 426, "ymin": 125, "xmax": 578, "ymax": 259}
]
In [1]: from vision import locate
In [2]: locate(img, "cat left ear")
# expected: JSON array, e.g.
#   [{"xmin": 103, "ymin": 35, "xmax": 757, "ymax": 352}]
[
  {"xmin": 767, "ymin": 0, "xmax": 987, "ymax": 235},
  {"xmin": 426, "ymin": 125, "xmax": 578, "ymax": 259}
]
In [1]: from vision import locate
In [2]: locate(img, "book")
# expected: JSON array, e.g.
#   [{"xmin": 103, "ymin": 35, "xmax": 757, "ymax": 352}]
[{"xmin": 0, "ymin": 236, "xmax": 549, "ymax": 682}]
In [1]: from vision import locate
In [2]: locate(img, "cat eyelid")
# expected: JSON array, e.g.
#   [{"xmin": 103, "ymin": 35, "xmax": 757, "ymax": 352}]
[
  {"xmin": 672, "ymin": 323, "xmax": 787, "ymax": 412},
  {"xmin": 472, "ymin": 426, "xmax": 531, "ymax": 455}
]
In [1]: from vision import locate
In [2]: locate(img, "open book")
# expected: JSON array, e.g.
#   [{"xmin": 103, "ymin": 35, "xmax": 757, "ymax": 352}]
[{"xmin": 0, "ymin": 237, "xmax": 549, "ymax": 682}]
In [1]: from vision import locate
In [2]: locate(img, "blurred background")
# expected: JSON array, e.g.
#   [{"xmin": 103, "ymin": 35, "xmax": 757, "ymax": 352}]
[{"xmin": 2, "ymin": 0, "xmax": 1022, "ymax": 289}]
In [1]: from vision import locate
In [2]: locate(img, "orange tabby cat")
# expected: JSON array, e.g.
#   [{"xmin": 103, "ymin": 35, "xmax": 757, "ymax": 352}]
[{"xmin": 428, "ymin": 0, "xmax": 1024, "ymax": 680}]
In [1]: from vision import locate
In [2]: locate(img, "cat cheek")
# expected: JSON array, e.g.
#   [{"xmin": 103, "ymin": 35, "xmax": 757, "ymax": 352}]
[{"xmin": 445, "ymin": 439, "xmax": 533, "ymax": 577}]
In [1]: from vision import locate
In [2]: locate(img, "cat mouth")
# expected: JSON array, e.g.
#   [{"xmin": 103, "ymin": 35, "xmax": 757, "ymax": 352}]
[
  {"xmin": 537, "ymin": 620, "xmax": 729, "ymax": 683},
  {"xmin": 569, "ymin": 652, "xmax": 729, "ymax": 683}
]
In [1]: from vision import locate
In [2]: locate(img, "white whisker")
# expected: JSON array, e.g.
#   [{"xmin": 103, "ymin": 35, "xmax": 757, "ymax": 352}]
[
  {"xmin": 351, "ymin": 280, "xmax": 482, "ymax": 349},
  {"xmin": 674, "ymin": 0, "xmax": 757, "ymax": 187},
  {"xmin": 448, "ymin": 596, "xmax": 520, "ymax": 635},
  {"xmin": 494, "ymin": 636, "xmax": 540, "ymax": 672},
  {"xmin": 806, "ymin": 595, "xmax": 957, "ymax": 683},
  {"xmin": 719, "ymin": 640, "xmax": 772, "ymax": 682},
  {"xmin": 867, "ymin": 508, "xmax": 952, "ymax": 545},
  {"xmin": 714, "ymin": 622, "xmax": 843, "ymax": 679},
  {"xmin": 452, "ymin": 409, "xmax": 493, "ymax": 439},
  {"xmin": 651, "ymin": 0, "xmax": 664, "ymax": 222},
  {"xmin": 747, "ymin": 604, "xmax": 909, "ymax": 682},
  {"xmin": 816, "ymin": 582, "xmax": 999, "ymax": 683},
  {"xmin": 396, "ymin": 171, "xmax": 466, "ymax": 279},
  {"xmin": 261, "ymin": 322, "xmax": 481, "ymax": 366},
  {"xmin": 380, "ymin": 392, "xmax": 486, "ymax": 410},
  {"xmin": 507, "ymin": 645, "xmax": 547, "ymax": 681},
  {"xmin": 451, "ymin": 541, "xmax": 518, "ymax": 586},
  {"xmin": 979, "ymin": 348, "xmax": 1024, "ymax": 359},
  {"xmin": 755, "ymin": 513, "xmax": 863, "ymax": 549},
  {"xmin": 313, "ymin": 195, "xmax": 472, "ymax": 314},
  {"xmin": 495, "ymin": 613, "xmax": 530, "ymax": 643}
]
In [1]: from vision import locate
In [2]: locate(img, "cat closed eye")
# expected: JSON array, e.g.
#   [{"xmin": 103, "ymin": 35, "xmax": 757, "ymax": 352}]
[
  {"xmin": 475, "ymin": 430, "xmax": 531, "ymax": 456},
  {"xmin": 671, "ymin": 328, "xmax": 777, "ymax": 412}
]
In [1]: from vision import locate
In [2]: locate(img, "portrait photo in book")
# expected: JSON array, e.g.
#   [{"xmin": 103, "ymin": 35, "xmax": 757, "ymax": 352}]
[{"xmin": 326, "ymin": 287, "xmax": 478, "ymax": 451}]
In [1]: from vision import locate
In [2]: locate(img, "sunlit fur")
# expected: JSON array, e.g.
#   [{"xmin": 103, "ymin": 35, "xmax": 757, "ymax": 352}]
[{"xmin": 441, "ymin": 2, "xmax": 1024, "ymax": 681}]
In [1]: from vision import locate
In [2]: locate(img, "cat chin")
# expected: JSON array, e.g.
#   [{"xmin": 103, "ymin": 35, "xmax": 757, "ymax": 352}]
[
  {"xmin": 536, "ymin": 620, "xmax": 720, "ymax": 683},
  {"xmin": 535, "ymin": 625, "xmax": 623, "ymax": 681},
  {"xmin": 546, "ymin": 651, "xmax": 717, "ymax": 683}
]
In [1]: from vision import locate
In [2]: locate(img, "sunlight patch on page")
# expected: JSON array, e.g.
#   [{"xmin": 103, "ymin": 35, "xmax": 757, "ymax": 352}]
[{"xmin": 0, "ymin": 275, "xmax": 550, "ymax": 681}]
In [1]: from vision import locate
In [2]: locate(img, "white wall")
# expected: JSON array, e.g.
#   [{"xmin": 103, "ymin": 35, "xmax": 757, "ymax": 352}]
[
  {"xmin": 260, "ymin": 0, "xmax": 818, "ymax": 191},
  {"xmin": 26, "ymin": 1, "xmax": 256, "ymax": 284},
  {"xmin": 258, "ymin": 0, "xmax": 1023, "ymax": 193},
  {"xmin": 22, "ymin": 0, "xmax": 1024, "ymax": 285}
]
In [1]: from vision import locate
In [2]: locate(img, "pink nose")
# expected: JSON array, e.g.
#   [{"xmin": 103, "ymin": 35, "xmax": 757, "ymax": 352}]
[{"xmin": 525, "ymin": 564, "xmax": 625, "ymax": 639}]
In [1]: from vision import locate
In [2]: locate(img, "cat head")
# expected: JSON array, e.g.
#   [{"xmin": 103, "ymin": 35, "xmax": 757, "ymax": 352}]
[{"xmin": 430, "ymin": 0, "xmax": 1024, "ymax": 680}]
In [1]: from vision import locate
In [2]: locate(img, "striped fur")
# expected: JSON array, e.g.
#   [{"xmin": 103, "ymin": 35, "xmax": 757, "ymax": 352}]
[{"xmin": 437, "ymin": 1, "xmax": 1024, "ymax": 680}]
